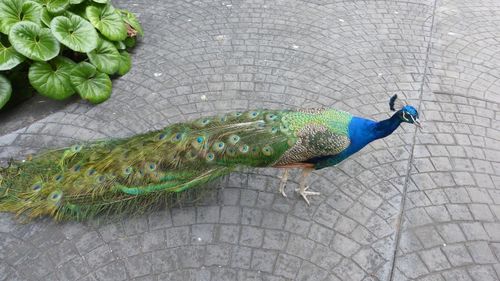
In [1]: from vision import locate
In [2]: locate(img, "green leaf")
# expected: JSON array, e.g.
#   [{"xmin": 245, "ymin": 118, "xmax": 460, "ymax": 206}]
[
  {"xmin": 92, "ymin": 0, "xmax": 107, "ymax": 3},
  {"xmin": 9, "ymin": 21, "xmax": 60, "ymax": 61},
  {"xmin": 119, "ymin": 9, "xmax": 143, "ymax": 36},
  {"xmin": 0, "ymin": 0, "xmax": 43, "ymax": 34},
  {"xmin": 86, "ymin": 4, "xmax": 127, "ymax": 41},
  {"xmin": 87, "ymin": 38, "xmax": 120, "ymax": 74},
  {"xmin": 28, "ymin": 56, "xmax": 75, "ymax": 100},
  {"xmin": 0, "ymin": 74, "xmax": 12, "ymax": 109},
  {"xmin": 67, "ymin": 2, "xmax": 87, "ymax": 18},
  {"xmin": 0, "ymin": 36, "xmax": 25, "ymax": 70},
  {"xmin": 51, "ymin": 14, "xmax": 98, "ymax": 52},
  {"xmin": 123, "ymin": 36, "xmax": 135, "ymax": 48},
  {"xmin": 70, "ymin": 61, "xmax": 111, "ymax": 104},
  {"xmin": 114, "ymin": 40, "xmax": 126, "ymax": 50},
  {"xmin": 69, "ymin": 0, "xmax": 84, "ymax": 4},
  {"xmin": 40, "ymin": 7, "xmax": 55, "ymax": 27},
  {"xmin": 34, "ymin": 0, "xmax": 69, "ymax": 14},
  {"xmin": 117, "ymin": 51, "xmax": 131, "ymax": 75}
]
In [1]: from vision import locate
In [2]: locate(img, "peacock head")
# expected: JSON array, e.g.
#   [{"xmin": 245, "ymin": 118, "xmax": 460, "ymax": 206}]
[{"xmin": 389, "ymin": 94, "xmax": 421, "ymax": 128}]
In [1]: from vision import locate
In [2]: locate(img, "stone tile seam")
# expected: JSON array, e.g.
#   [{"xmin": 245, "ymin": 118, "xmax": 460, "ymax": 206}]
[{"xmin": 389, "ymin": 0, "xmax": 440, "ymax": 280}]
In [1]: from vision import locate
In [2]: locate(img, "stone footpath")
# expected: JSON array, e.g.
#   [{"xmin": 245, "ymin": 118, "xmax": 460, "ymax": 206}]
[{"xmin": 0, "ymin": 0, "xmax": 499, "ymax": 280}]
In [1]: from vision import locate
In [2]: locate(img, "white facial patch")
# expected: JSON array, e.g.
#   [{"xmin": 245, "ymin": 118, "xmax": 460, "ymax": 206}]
[{"xmin": 402, "ymin": 111, "xmax": 410, "ymax": 122}]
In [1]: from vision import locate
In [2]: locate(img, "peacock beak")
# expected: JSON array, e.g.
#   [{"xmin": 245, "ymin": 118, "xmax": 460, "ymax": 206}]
[{"xmin": 413, "ymin": 117, "xmax": 422, "ymax": 128}]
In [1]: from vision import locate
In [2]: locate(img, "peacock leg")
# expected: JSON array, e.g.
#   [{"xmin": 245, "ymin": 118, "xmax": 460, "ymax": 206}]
[
  {"xmin": 278, "ymin": 169, "xmax": 289, "ymax": 197},
  {"xmin": 295, "ymin": 168, "xmax": 320, "ymax": 205}
]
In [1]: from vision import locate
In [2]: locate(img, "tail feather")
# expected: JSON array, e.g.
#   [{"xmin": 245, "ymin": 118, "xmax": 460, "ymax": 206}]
[
  {"xmin": 0, "ymin": 109, "xmax": 294, "ymax": 221},
  {"xmin": 0, "ymin": 157, "xmax": 232, "ymax": 221}
]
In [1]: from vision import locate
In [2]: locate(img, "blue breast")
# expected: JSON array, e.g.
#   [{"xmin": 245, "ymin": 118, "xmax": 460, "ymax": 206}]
[{"xmin": 308, "ymin": 117, "xmax": 377, "ymax": 169}]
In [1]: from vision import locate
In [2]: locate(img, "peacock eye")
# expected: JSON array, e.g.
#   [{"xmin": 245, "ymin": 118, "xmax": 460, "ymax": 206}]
[
  {"xmin": 229, "ymin": 135, "xmax": 240, "ymax": 144},
  {"xmin": 206, "ymin": 153, "xmax": 215, "ymax": 161},
  {"xmin": 48, "ymin": 191, "xmax": 63, "ymax": 202},
  {"xmin": 72, "ymin": 164, "xmax": 81, "ymax": 172},
  {"xmin": 213, "ymin": 141, "xmax": 225, "ymax": 150},
  {"xmin": 97, "ymin": 176, "xmax": 105, "ymax": 183},
  {"xmin": 32, "ymin": 183, "xmax": 42, "ymax": 191},
  {"xmin": 148, "ymin": 163, "xmax": 157, "ymax": 171},
  {"xmin": 262, "ymin": 146, "xmax": 273, "ymax": 156},
  {"xmin": 239, "ymin": 145, "xmax": 249, "ymax": 153},
  {"xmin": 227, "ymin": 147, "xmax": 236, "ymax": 156},
  {"xmin": 124, "ymin": 167, "xmax": 133, "ymax": 175},
  {"xmin": 71, "ymin": 145, "xmax": 82, "ymax": 152},
  {"xmin": 196, "ymin": 136, "xmax": 204, "ymax": 143},
  {"xmin": 172, "ymin": 133, "xmax": 183, "ymax": 142}
]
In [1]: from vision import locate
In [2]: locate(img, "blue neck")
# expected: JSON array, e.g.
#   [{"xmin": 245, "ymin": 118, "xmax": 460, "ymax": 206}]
[
  {"xmin": 371, "ymin": 112, "xmax": 402, "ymax": 140},
  {"xmin": 312, "ymin": 112, "xmax": 402, "ymax": 169}
]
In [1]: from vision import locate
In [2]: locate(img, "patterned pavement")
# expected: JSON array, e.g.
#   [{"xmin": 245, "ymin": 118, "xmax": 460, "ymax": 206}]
[{"xmin": 0, "ymin": 0, "xmax": 499, "ymax": 280}]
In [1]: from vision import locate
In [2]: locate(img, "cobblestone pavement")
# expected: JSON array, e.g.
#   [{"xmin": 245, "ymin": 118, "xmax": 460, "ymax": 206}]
[{"xmin": 0, "ymin": 0, "xmax": 499, "ymax": 280}]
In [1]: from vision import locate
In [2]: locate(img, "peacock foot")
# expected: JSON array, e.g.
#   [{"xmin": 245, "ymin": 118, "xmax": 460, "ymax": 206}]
[
  {"xmin": 296, "ymin": 167, "xmax": 319, "ymax": 205},
  {"xmin": 295, "ymin": 185, "xmax": 321, "ymax": 206},
  {"xmin": 278, "ymin": 169, "xmax": 289, "ymax": 197}
]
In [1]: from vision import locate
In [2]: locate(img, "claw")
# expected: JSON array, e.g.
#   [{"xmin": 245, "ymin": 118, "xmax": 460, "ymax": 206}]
[
  {"xmin": 296, "ymin": 186, "xmax": 321, "ymax": 205},
  {"xmin": 295, "ymin": 168, "xmax": 320, "ymax": 205},
  {"xmin": 278, "ymin": 169, "xmax": 289, "ymax": 198}
]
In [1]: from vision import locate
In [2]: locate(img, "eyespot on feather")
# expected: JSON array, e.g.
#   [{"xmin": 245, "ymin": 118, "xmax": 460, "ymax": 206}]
[
  {"xmin": 228, "ymin": 135, "xmax": 240, "ymax": 144},
  {"xmin": 71, "ymin": 144, "xmax": 82, "ymax": 152},
  {"xmin": 48, "ymin": 190, "xmax": 63, "ymax": 206},
  {"xmin": 72, "ymin": 164, "xmax": 81, "ymax": 172},
  {"xmin": 123, "ymin": 166, "xmax": 133, "ymax": 175},
  {"xmin": 227, "ymin": 147, "xmax": 236, "ymax": 156},
  {"xmin": 239, "ymin": 145, "xmax": 249, "ymax": 153},
  {"xmin": 171, "ymin": 133, "xmax": 183, "ymax": 142},
  {"xmin": 31, "ymin": 183, "xmax": 42, "ymax": 192},
  {"xmin": 206, "ymin": 152, "xmax": 215, "ymax": 161},
  {"xmin": 266, "ymin": 114, "xmax": 278, "ymax": 121},
  {"xmin": 262, "ymin": 146, "xmax": 273, "ymax": 156},
  {"xmin": 248, "ymin": 111, "xmax": 259, "ymax": 118},
  {"xmin": 213, "ymin": 141, "xmax": 225, "ymax": 151},
  {"xmin": 147, "ymin": 163, "xmax": 157, "ymax": 171}
]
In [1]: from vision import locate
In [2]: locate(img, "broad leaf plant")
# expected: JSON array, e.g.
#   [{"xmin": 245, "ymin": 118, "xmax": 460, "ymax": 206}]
[{"xmin": 0, "ymin": 0, "xmax": 143, "ymax": 108}]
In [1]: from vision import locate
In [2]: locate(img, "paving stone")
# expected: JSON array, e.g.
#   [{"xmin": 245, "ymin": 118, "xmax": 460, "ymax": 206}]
[
  {"xmin": 468, "ymin": 242, "xmax": 498, "ymax": 264},
  {"xmin": 442, "ymin": 269, "xmax": 473, "ymax": 281},
  {"xmin": 396, "ymin": 253, "xmax": 429, "ymax": 279},
  {"xmin": 419, "ymin": 247, "xmax": 451, "ymax": 272},
  {"xmin": 274, "ymin": 254, "xmax": 301, "ymax": 279},
  {"xmin": 251, "ymin": 249, "xmax": 277, "ymax": 273},
  {"xmin": 95, "ymin": 261, "xmax": 128, "ymax": 281},
  {"xmin": 442, "ymin": 244, "xmax": 473, "ymax": 267},
  {"xmin": 263, "ymin": 230, "xmax": 289, "ymax": 251},
  {"xmin": 1, "ymin": 0, "xmax": 500, "ymax": 281},
  {"xmin": 205, "ymin": 244, "xmax": 232, "ymax": 266}
]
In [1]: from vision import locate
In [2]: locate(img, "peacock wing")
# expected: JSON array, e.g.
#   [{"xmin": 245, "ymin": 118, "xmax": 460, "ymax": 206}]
[{"xmin": 274, "ymin": 123, "xmax": 350, "ymax": 166}]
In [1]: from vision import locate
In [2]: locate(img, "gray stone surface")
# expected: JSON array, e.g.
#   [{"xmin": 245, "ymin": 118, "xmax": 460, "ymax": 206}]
[{"xmin": 0, "ymin": 0, "xmax": 499, "ymax": 280}]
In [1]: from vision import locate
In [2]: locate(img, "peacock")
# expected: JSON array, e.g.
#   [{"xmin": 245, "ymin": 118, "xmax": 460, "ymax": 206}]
[{"xmin": 0, "ymin": 95, "xmax": 421, "ymax": 221}]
